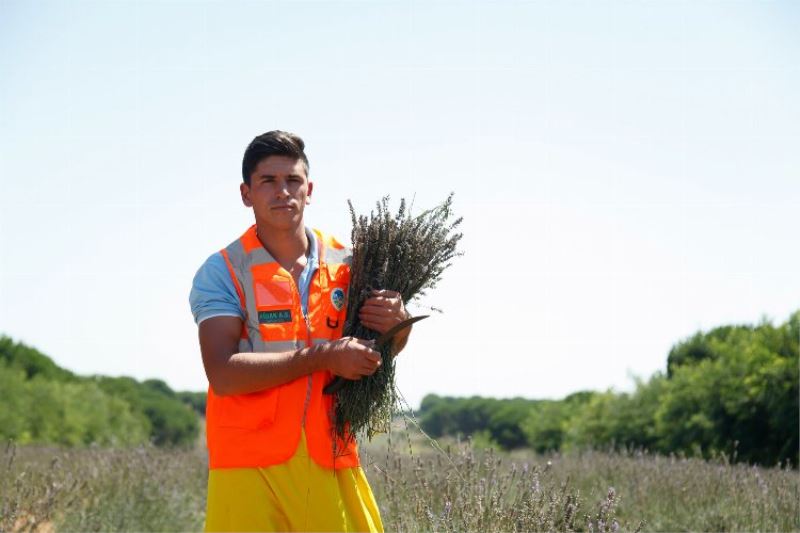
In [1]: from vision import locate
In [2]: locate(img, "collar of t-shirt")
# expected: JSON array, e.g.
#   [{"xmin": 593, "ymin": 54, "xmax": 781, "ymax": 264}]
[{"xmin": 297, "ymin": 227, "xmax": 320, "ymax": 319}]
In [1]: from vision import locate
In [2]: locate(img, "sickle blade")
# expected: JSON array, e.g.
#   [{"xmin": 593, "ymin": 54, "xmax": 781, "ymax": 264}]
[{"xmin": 375, "ymin": 315, "xmax": 429, "ymax": 348}]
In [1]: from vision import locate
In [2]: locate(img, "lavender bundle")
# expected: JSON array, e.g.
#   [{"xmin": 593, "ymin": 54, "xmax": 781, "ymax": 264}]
[{"xmin": 333, "ymin": 193, "xmax": 463, "ymax": 444}]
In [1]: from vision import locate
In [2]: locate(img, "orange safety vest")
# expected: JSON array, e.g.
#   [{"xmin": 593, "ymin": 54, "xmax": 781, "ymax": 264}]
[{"xmin": 205, "ymin": 224, "xmax": 360, "ymax": 470}]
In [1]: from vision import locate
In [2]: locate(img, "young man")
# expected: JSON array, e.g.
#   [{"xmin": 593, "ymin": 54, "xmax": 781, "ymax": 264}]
[{"xmin": 189, "ymin": 131, "xmax": 410, "ymax": 532}]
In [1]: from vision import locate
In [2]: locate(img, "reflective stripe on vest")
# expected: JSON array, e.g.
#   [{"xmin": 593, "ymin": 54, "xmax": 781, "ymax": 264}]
[{"xmin": 205, "ymin": 225, "xmax": 360, "ymax": 470}]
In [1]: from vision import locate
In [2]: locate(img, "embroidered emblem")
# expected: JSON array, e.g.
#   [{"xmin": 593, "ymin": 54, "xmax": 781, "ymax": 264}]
[{"xmin": 331, "ymin": 288, "xmax": 346, "ymax": 311}]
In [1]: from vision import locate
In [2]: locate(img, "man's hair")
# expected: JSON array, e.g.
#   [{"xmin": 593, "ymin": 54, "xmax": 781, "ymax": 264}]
[{"xmin": 241, "ymin": 130, "xmax": 309, "ymax": 185}]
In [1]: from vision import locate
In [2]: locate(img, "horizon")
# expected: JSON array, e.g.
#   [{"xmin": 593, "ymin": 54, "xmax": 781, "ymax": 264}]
[{"xmin": 3, "ymin": 307, "xmax": 797, "ymax": 402}]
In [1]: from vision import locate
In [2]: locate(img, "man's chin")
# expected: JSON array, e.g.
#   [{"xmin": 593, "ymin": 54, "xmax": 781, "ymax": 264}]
[{"xmin": 258, "ymin": 216, "xmax": 302, "ymax": 232}]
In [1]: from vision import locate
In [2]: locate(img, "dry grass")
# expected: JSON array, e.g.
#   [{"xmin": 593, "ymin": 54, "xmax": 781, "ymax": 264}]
[
  {"xmin": 0, "ymin": 441, "xmax": 206, "ymax": 532},
  {"xmin": 360, "ymin": 419, "xmax": 800, "ymax": 532},
  {"xmin": 1, "ymin": 420, "xmax": 797, "ymax": 532}
]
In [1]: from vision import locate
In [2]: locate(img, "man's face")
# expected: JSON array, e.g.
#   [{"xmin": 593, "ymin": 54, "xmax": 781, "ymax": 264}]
[{"xmin": 240, "ymin": 155, "xmax": 313, "ymax": 232}]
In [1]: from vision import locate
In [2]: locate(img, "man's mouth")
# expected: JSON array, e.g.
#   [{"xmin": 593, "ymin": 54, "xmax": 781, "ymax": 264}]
[{"xmin": 271, "ymin": 204, "xmax": 295, "ymax": 210}]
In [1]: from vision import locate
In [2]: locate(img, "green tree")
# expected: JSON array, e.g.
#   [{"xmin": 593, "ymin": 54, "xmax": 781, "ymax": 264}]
[
  {"xmin": 0, "ymin": 335, "xmax": 76, "ymax": 382},
  {"xmin": 656, "ymin": 313, "xmax": 798, "ymax": 465},
  {"xmin": 521, "ymin": 400, "xmax": 568, "ymax": 453},
  {"xmin": 176, "ymin": 390, "xmax": 207, "ymax": 416},
  {"xmin": 0, "ymin": 363, "xmax": 30, "ymax": 442},
  {"xmin": 0, "ymin": 336, "xmax": 199, "ymax": 448}
]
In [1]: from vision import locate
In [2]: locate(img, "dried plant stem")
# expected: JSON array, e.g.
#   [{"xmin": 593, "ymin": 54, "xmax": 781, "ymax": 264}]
[{"xmin": 332, "ymin": 194, "xmax": 463, "ymax": 446}]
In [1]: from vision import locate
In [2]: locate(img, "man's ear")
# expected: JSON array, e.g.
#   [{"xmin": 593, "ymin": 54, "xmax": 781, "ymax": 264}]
[
  {"xmin": 240, "ymin": 182, "xmax": 253, "ymax": 207},
  {"xmin": 306, "ymin": 181, "xmax": 313, "ymax": 205}
]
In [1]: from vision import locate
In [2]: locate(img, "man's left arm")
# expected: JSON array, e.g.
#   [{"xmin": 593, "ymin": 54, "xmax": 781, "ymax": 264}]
[{"xmin": 358, "ymin": 289, "xmax": 412, "ymax": 356}]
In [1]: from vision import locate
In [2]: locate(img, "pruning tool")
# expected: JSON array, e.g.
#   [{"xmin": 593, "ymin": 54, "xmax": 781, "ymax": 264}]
[{"xmin": 323, "ymin": 314, "xmax": 429, "ymax": 395}]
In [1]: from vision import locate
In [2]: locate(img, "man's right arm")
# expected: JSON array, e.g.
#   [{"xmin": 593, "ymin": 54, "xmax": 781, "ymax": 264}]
[{"xmin": 199, "ymin": 316, "xmax": 382, "ymax": 396}]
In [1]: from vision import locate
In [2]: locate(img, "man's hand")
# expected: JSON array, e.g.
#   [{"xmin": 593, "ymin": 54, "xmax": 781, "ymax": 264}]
[
  {"xmin": 321, "ymin": 336, "xmax": 382, "ymax": 380},
  {"xmin": 359, "ymin": 289, "xmax": 409, "ymax": 333},
  {"xmin": 359, "ymin": 289, "xmax": 412, "ymax": 355}
]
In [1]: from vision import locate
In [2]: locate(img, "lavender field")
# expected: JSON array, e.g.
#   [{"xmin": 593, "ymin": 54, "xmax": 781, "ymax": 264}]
[{"xmin": 2, "ymin": 422, "xmax": 797, "ymax": 533}]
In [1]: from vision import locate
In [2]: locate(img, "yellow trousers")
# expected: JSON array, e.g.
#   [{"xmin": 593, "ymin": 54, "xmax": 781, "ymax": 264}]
[{"xmin": 204, "ymin": 429, "xmax": 384, "ymax": 532}]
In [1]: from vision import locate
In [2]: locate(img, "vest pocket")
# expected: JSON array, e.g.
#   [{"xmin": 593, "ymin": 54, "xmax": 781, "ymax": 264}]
[
  {"xmin": 254, "ymin": 277, "xmax": 297, "ymax": 342},
  {"xmin": 214, "ymin": 388, "xmax": 279, "ymax": 429}
]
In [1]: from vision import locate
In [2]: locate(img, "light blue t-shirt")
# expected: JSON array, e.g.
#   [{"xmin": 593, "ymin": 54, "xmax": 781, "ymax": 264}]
[{"xmin": 189, "ymin": 228, "xmax": 319, "ymax": 325}]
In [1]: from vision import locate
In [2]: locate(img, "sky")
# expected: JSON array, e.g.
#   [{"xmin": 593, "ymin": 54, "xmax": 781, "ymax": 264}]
[{"xmin": 1, "ymin": 0, "xmax": 798, "ymax": 410}]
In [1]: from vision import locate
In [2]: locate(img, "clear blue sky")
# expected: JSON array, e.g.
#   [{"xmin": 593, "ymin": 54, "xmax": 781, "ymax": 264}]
[{"xmin": 1, "ymin": 0, "xmax": 798, "ymax": 409}]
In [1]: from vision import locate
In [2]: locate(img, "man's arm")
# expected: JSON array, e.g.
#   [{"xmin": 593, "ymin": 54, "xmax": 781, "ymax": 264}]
[{"xmin": 199, "ymin": 316, "xmax": 382, "ymax": 396}]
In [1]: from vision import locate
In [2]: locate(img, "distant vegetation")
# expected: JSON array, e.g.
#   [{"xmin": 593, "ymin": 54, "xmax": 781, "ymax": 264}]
[
  {"xmin": 1, "ymin": 310, "xmax": 797, "ymax": 468},
  {"xmin": 419, "ymin": 311, "xmax": 799, "ymax": 467},
  {"xmin": 0, "ymin": 336, "xmax": 202, "ymax": 447}
]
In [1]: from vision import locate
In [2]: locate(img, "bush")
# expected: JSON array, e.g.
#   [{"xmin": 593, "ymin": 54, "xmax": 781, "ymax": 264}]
[{"xmin": 0, "ymin": 337, "xmax": 200, "ymax": 448}]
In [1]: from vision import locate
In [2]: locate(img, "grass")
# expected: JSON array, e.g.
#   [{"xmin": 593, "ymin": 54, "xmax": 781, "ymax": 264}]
[
  {"xmin": 0, "ymin": 441, "xmax": 206, "ymax": 532},
  {"xmin": 1, "ymin": 419, "xmax": 797, "ymax": 532},
  {"xmin": 359, "ymin": 419, "xmax": 799, "ymax": 532}
]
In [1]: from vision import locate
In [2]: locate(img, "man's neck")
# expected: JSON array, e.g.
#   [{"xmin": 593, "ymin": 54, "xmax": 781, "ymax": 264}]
[{"xmin": 255, "ymin": 223, "xmax": 309, "ymax": 270}]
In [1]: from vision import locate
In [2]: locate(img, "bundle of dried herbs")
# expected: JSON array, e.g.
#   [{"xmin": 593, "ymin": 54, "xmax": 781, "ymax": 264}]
[{"xmin": 333, "ymin": 193, "xmax": 463, "ymax": 445}]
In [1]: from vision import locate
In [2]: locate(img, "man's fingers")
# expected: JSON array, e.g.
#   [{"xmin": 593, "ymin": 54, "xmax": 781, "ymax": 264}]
[
  {"xmin": 362, "ymin": 297, "xmax": 394, "ymax": 308},
  {"xmin": 364, "ymin": 351, "xmax": 382, "ymax": 364},
  {"xmin": 360, "ymin": 363, "xmax": 378, "ymax": 376},
  {"xmin": 350, "ymin": 338, "xmax": 381, "ymax": 362},
  {"xmin": 360, "ymin": 311, "xmax": 394, "ymax": 328},
  {"xmin": 361, "ymin": 306, "xmax": 406, "ymax": 320},
  {"xmin": 360, "ymin": 319, "xmax": 391, "ymax": 334},
  {"xmin": 362, "ymin": 321, "xmax": 389, "ymax": 331},
  {"xmin": 363, "ymin": 359, "xmax": 381, "ymax": 375},
  {"xmin": 360, "ymin": 307, "xmax": 393, "ymax": 318},
  {"xmin": 353, "ymin": 338, "xmax": 377, "ymax": 349},
  {"xmin": 371, "ymin": 289, "xmax": 400, "ymax": 298}
]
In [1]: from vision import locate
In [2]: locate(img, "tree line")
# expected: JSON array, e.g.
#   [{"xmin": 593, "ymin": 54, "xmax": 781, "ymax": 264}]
[
  {"xmin": 2, "ymin": 310, "xmax": 797, "ymax": 465},
  {"xmin": 418, "ymin": 311, "xmax": 799, "ymax": 467},
  {"xmin": 0, "ymin": 336, "xmax": 204, "ymax": 447}
]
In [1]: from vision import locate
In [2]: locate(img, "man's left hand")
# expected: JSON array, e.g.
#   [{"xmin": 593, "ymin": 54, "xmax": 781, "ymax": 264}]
[{"xmin": 358, "ymin": 289, "xmax": 410, "ymax": 334}]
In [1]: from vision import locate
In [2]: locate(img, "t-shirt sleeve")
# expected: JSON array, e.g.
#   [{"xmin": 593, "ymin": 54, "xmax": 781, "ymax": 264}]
[{"xmin": 189, "ymin": 252, "xmax": 246, "ymax": 325}]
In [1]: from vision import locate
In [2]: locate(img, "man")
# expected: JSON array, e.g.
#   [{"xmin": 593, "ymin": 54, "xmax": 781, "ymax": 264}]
[{"xmin": 189, "ymin": 131, "xmax": 410, "ymax": 532}]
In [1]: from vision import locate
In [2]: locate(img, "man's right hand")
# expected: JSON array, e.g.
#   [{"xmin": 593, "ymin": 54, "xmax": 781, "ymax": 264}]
[{"xmin": 322, "ymin": 337, "xmax": 382, "ymax": 380}]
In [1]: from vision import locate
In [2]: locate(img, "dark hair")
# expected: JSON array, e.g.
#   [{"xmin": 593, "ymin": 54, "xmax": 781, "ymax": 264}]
[{"xmin": 241, "ymin": 130, "xmax": 309, "ymax": 185}]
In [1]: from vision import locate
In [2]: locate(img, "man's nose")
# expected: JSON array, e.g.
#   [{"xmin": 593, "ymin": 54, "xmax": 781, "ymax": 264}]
[{"xmin": 275, "ymin": 180, "xmax": 290, "ymax": 198}]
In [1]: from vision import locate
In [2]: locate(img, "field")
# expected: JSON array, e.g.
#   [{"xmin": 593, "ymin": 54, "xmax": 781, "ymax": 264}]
[{"xmin": 1, "ymin": 419, "xmax": 798, "ymax": 532}]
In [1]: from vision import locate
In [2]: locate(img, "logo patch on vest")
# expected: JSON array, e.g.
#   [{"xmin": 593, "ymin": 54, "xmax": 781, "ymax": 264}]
[
  {"xmin": 258, "ymin": 309, "xmax": 292, "ymax": 324},
  {"xmin": 331, "ymin": 288, "xmax": 346, "ymax": 311}
]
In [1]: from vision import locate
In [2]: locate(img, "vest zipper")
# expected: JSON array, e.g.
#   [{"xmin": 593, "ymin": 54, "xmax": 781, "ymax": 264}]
[
  {"xmin": 300, "ymin": 312, "xmax": 313, "ymax": 428},
  {"xmin": 287, "ymin": 273, "xmax": 314, "ymax": 429}
]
